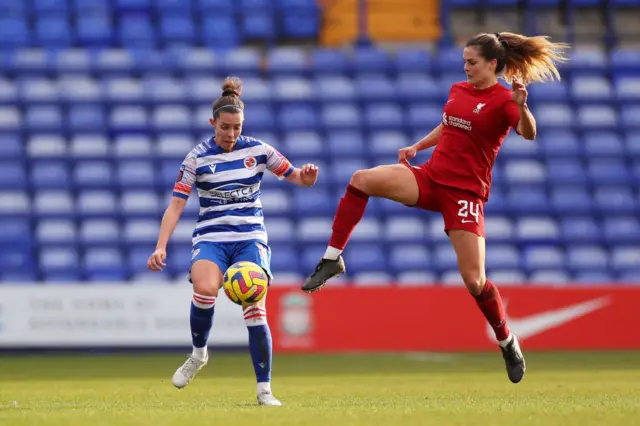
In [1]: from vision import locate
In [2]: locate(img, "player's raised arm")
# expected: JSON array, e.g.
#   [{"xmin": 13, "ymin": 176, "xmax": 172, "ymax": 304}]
[
  {"xmin": 147, "ymin": 154, "xmax": 196, "ymax": 271},
  {"xmin": 263, "ymin": 142, "xmax": 319, "ymax": 187}
]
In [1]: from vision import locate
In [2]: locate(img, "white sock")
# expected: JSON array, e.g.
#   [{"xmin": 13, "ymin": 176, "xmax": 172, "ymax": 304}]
[
  {"xmin": 323, "ymin": 246, "xmax": 343, "ymax": 260},
  {"xmin": 498, "ymin": 334, "xmax": 513, "ymax": 348},
  {"xmin": 257, "ymin": 382, "xmax": 271, "ymax": 394},
  {"xmin": 192, "ymin": 345, "xmax": 208, "ymax": 360}
]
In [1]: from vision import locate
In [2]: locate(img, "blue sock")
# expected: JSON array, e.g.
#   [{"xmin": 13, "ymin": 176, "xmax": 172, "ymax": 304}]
[
  {"xmin": 245, "ymin": 305, "xmax": 271, "ymax": 384},
  {"xmin": 190, "ymin": 293, "xmax": 216, "ymax": 356},
  {"xmin": 247, "ymin": 324, "xmax": 272, "ymax": 383}
]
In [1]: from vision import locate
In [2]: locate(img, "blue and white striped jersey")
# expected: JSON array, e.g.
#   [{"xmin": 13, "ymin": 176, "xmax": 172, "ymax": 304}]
[{"xmin": 173, "ymin": 136, "xmax": 294, "ymax": 245}]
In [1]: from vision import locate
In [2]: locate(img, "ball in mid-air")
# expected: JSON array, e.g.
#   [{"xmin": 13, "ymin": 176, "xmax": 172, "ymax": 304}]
[{"xmin": 223, "ymin": 261, "xmax": 268, "ymax": 306}]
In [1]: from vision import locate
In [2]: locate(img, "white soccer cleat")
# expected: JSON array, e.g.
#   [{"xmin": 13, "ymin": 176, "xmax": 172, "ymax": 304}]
[
  {"xmin": 257, "ymin": 391, "xmax": 282, "ymax": 406},
  {"xmin": 172, "ymin": 354, "xmax": 208, "ymax": 389}
]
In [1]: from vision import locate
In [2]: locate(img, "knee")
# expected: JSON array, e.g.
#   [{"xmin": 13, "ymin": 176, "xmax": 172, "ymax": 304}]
[
  {"xmin": 349, "ymin": 169, "xmax": 371, "ymax": 193},
  {"xmin": 460, "ymin": 270, "xmax": 486, "ymax": 296},
  {"xmin": 193, "ymin": 281, "xmax": 219, "ymax": 298}
]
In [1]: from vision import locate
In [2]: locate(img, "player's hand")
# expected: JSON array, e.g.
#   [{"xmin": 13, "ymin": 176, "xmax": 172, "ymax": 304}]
[
  {"xmin": 398, "ymin": 145, "xmax": 417, "ymax": 164},
  {"xmin": 147, "ymin": 249, "xmax": 167, "ymax": 271},
  {"xmin": 299, "ymin": 163, "xmax": 318, "ymax": 186},
  {"xmin": 511, "ymin": 80, "xmax": 528, "ymax": 106}
]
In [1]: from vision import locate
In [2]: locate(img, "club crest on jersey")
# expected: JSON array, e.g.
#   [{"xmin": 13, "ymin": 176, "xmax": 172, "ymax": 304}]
[
  {"xmin": 244, "ymin": 157, "xmax": 257, "ymax": 170},
  {"xmin": 473, "ymin": 103, "xmax": 486, "ymax": 114}
]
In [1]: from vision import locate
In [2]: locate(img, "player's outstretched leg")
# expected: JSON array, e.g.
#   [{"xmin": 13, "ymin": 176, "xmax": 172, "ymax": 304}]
[
  {"xmin": 172, "ymin": 292, "xmax": 215, "ymax": 388},
  {"xmin": 244, "ymin": 299, "xmax": 281, "ymax": 406},
  {"xmin": 301, "ymin": 183, "xmax": 365, "ymax": 292}
]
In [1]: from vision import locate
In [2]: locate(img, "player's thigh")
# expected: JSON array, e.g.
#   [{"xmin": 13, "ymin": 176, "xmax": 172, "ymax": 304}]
[
  {"xmin": 232, "ymin": 241, "xmax": 273, "ymax": 284},
  {"xmin": 351, "ymin": 164, "xmax": 420, "ymax": 205},
  {"xmin": 439, "ymin": 188, "xmax": 487, "ymax": 295},
  {"xmin": 190, "ymin": 244, "xmax": 228, "ymax": 296}
]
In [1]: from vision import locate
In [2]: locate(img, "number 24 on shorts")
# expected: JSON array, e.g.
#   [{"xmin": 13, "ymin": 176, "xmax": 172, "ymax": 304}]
[{"xmin": 457, "ymin": 200, "xmax": 479, "ymax": 224}]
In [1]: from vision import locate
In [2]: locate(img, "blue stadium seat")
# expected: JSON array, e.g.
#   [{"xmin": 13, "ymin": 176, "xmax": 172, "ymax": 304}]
[
  {"xmin": 484, "ymin": 217, "xmax": 514, "ymax": 243},
  {"xmin": 0, "ymin": 162, "xmax": 27, "ymax": 190},
  {"xmin": 59, "ymin": 77, "xmax": 101, "ymax": 103},
  {"xmin": 282, "ymin": 13, "xmax": 318, "ymax": 39},
  {"xmin": 40, "ymin": 247, "xmax": 80, "ymax": 275},
  {"xmin": 322, "ymin": 104, "xmax": 361, "ymax": 130},
  {"xmin": 354, "ymin": 48, "xmax": 392, "ymax": 75},
  {"xmin": 370, "ymin": 131, "xmax": 409, "ymax": 156},
  {"xmin": 551, "ymin": 186, "xmax": 593, "ymax": 214},
  {"xmin": 603, "ymin": 217, "xmax": 640, "ymax": 244},
  {"xmin": 77, "ymin": 190, "xmax": 118, "ymax": 218},
  {"xmin": 311, "ymin": 49, "xmax": 349, "ymax": 75},
  {"xmin": 588, "ymin": 160, "xmax": 631, "ymax": 185},
  {"xmin": 610, "ymin": 49, "xmax": 640, "ymax": 78},
  {"xmin": 0, "ymin": 79, "xmax": 18, "ymax": 105},
  {"xmin": 34, "ymin": 191, "xmax": 75, "ymax": 218},
  {"xmin": 560, "ymin": 217, "xmax": 601, "ymax": 244},
  {"xmin": 80, "ymin": 219, "xmax": 120, "ymax": 245},
  {"xmin": 37, "ymin": 220, "xmax": 77, "ymax": 245},
  {"xmin": 242, "ymin": 13, "xmax": 276, "ymax": 42},
  {"xmin": 160, "ymin": 16, "xmax": 197, "ymax": 44},
  {"xmin": 504, "ymin": 160, "xmax": 546, "ymax": 184},
  {"xmin": 327, "ymin": 131, "xmax": 365, "ymax": 157},
  {"xmin": 516, "ymin": 217, "xmax": 559, "ymax": 243},
  {"xmin": 539, "ymin": 131, "xmax": 580, "ymax": 157},
  {"xmin": 569, "ymin": 48, "xmax": 607, "ymax": 75},
  {"xmin": 117, "ymin": 161, "xmax": 156, "ymax": 188},
  {"xmin": 594, "ymin": 186, "xmax": 637, "ymax": 214},
  {"xmin": 70, "ymin": 135, "xmax": 110, "ymax": 159},
  {"xmin": 383, "ymin": 217, "xmax": 427, "ymax": 243},
  {"xmin": 546, "ymin": 159, "xmax": 587, "ymax": 184},
  {"xmin": 31, "ymin": 162, "xmax": 70, "ymax": 190},
  {"xmin": 621, "ymin": 106, "xmax": 640, "ymax": 130},
  {"xmin": 486, "ymin": 245, "xmax": 520, "ymax": 269},
  {"xmin": 267, "ymin": 47, "xmax": 307, "ymax": 76},
  {"xmin": 153, "ymin": 106, "xmax": 191, "ymax": 132},
  {"xmin": 74, "ymin": 162, "xmax": 113, "ymax": 189},
  {"xmin": 507, "ymin": 186, "xmax": 550, "ymax": 214},
  {"xmin": 114, "ymin": 135, "xmax": 153, "ymax": 158},
  {"xmin": 297, "ymin": 218, "xmax": 332, "ymax": 244},
  {"xmin": 355, "ymin": 75, "xmax": 395, "ymax": 102},
  {"xmin": 0, "ymin": 18, "xmax": 30, "ymax": 47},
  {"xmin": 344, "ymin": 244, "xmax": 387, "ymax": 274},
  {"xmin": 84, "ymin": 248, "xmax": 125, "ymax": 278},
  {"xmin": 534, "ymin": 104, "xmax": 574, "ymax": 129},
  {"xmin": 522, "ymin": 246, "xmax": 566, "ymax": 271},
  {"xmin": 583, "ymin": 132, "xmax": 625, "ymax": 157},
  {"xmin": 110, "ymin": 106, "xmax": 149, "ymax": 132},
  {"xmin": 396, "ymin": 74, "xmax": 440, "ymax": 103},
  {"xmin": 614, "ymin": 77, "xmax": 640, "ymax": 104},
  {"xmin": 529, "ymin": 270, "xmax": 570, "ymax": 284},
  {"xmin": 407, "ymin": 104, "xmax": 444, "ymax": 133},
  {"xmin": 292, "ymin": 187, "xmax": 335, "ymax": 216},
  {"xmin": 314, "ymin": 76, "xmax": 356, "ymax": 103},
  {"xmin": 395, "ymin": 48, "xmax": 432, "ymax": 74},
  {"xmin": 528, "ymin": 81, "xmax": 569, "ymax": 102},
  {"xmin": 567, "ymin": 245, "xmax": 609, "ymax": 273},
  {"xmin": 578, "ymin": 105, "xmax": 618, "ymax": 130},
  {"xmin": 365, "ymin": 104, "xmax": 404, "ymax": 131},
  {"xmin": 68, "ymin": 105, "xmax": 106, "ymax": 131},
  {"xmin": 0, "ymin": 192, "xmax": 30, "ymax": 219},
  {"xmin": 201, "ymin": 16, "xmax": 240, "ymax": 48},
  {"xmin": 283, "ymin": 132, "xmax": 323, "ymax": 158},
  {"xmin": 119, "ymin": 16, "xmax": 156, "ymax": 47},
  {"xmin": 36, "ymin": 17, "xmax": 73, "ymax": 47},
  {"xmin": 389, "ymin": 245, "xmax": 431, "ymax": 272},
  {"xmin": 278, "ymin": 105, "xmax": 318, "ymax": 132},
  {"xmin": 270, "ymin": 244, "xmax": 300, "ymax": 273},
  {"xmin": 611, "ymin": 247, "xmax": 640, "ymax": 273},
  {"xmin": 572, "ymin": 77, "xmax": 613, "ymax": 103},
  {"xmin": 433, "ymin": 244, "xmax": 458, "ymax": 272}
]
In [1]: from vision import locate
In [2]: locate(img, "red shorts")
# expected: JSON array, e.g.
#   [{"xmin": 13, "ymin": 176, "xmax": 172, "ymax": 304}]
[{"xmin": 404, "ymin": 163, "xmax": 486, "ymax": 238}]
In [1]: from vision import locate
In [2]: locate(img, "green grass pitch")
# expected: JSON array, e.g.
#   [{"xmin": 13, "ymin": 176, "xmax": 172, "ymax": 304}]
[{"xmin": 1, "ymin": 351, "xmax": 639, "ymax": 426}]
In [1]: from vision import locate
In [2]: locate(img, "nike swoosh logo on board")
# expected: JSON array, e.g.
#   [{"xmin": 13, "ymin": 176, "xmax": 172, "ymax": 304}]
[{"xmin": 486, "ymin": 296, "xmax": 611, "ymax": 341}]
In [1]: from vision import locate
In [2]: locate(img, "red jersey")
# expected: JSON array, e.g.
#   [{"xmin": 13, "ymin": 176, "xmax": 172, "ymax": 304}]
[{"xmin": 425, "ymin": 82, "xmax": 521, "ymax": 201}]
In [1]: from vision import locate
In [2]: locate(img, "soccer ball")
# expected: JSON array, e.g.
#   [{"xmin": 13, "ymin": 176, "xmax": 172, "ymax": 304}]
[{"xmin": 223, "ymin": 261, "xmax": 269, "ymax": 306}]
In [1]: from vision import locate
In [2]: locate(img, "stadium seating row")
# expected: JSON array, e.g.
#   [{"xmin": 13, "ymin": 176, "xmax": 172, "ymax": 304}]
[
  {"xmin": 2, "ymin": 76, "xmax": 640, "ymax": 105},
  {"xmin": 0, "ymin": 47, "xmax": 638, "ymax": 77}
]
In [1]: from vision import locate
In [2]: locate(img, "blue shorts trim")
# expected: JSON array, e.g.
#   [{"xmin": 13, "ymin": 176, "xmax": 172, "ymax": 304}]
[{"xmin": 190, "ymin": 240, "xmax": 272, "ymax": 281}]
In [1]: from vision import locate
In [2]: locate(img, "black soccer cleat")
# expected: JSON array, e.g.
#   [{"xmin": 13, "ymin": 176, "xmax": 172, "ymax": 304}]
[
  {"xmin": 501, "ymin": 335, "xmax": 526, "ymax": 384},
  {"xmin": 301, "ymin": 256, "xmax": 346, "ymax": 293}
]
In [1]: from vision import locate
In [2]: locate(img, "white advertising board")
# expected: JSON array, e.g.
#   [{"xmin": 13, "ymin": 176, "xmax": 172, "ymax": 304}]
[{"xmin": 0, "ymin": 283, "xmax": 248, "ymax": 348}]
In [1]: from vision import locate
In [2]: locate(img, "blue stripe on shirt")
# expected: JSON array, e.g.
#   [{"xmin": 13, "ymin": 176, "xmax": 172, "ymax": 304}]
[
  {"xmin": 195, "ymin": 223, "xmax": 266, "ymax": 235},
  {"xmin": 196, "ymin": 155, "xmax": 267, "ymax": 176},
  {"xmin": 199, "ymin": 207, "xmax": 263, "ymax": 222}
]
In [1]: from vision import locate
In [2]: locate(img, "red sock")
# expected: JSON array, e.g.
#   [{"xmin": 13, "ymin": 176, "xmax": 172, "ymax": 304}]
[
  {"xmin": 473, "ymin": 279, "xmax": 510, "ymax": 342},
  {"xmin": 328, "ymin": 184, "xmax": 369, "ymax": 251}
]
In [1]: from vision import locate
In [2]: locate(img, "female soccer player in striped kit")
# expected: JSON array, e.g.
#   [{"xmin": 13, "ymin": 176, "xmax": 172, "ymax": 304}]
[
  {"xmin": 302, "ymin": 32, "xmax": 570, "ymax": 383},
  {"xmin": 147, "ymin": 77, "xmax": 319, "ymax": 406}
]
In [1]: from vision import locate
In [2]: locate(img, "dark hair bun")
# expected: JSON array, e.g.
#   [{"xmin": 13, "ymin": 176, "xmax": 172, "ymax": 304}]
[{"xmin": 222, "ymin": 76, "xmax": 243, "ymax": 97}]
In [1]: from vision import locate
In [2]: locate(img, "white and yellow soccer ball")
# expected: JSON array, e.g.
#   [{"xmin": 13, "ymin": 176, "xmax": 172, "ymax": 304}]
[{"xmin": 223, "ymin": 261, "xmax": 268, "ymax": 306}]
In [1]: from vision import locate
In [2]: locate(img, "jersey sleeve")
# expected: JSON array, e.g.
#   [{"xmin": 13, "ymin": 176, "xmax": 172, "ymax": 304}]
[
  {"xmin": 172, "ymin": 151, "xmax": 197, "ymax": 199},
  {"xmin": 264, "ymin": 143, "xmax": 295, "ymax": 180},
  {"xmin": 504, "ymin": 101, "xmax": 521, "ymax": 130}
]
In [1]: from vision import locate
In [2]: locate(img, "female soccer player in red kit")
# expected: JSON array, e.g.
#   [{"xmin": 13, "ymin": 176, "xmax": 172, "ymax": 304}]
[{"xmin": 302, "ymin": 32, "xmax": 570, "ymax": 383}]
